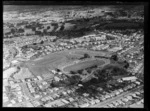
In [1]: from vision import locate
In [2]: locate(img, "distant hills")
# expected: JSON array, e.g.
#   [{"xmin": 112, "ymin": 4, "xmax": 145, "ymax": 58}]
[
  {"xmin": 3, "ymin": 4, "xmax": 144, "ymax": 39},
  {"xmin": 3, "ymin": 5, "xmax": 83, "ymax": 12},
  {"xmin": 3, "ymin": 5, "xmax": 144, "ymax": 13}
]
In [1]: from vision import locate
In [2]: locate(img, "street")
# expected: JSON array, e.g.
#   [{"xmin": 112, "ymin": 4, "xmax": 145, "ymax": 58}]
[{"xmin": 89, "ymin": 85, "xmax": 143, "ymax": 107}]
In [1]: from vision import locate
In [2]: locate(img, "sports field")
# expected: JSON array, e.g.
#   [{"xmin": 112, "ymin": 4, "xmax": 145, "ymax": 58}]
[
  {"xmin": 73, "ymin": 50, "xmax": 105, "ymax": 56},
  {"xmin": 63, "ymin": 59, "xmax": 106, "ymax": 72},
  {"xmin": 25, "ymin": 49, "xmax": 110, "ymax": 78}
]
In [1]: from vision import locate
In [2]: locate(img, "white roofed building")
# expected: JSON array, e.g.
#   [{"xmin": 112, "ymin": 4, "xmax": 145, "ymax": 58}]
[
  {"xmin": 3, "ymin": 67, "xmax": 17, "ymax": 79},
  {"xmin": 122, "ymin": 76, "xmax": 137, "ymax": 81}
]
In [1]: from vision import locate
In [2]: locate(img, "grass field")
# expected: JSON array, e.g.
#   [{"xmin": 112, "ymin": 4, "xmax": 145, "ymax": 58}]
[
  {"xmin": 13, "ymin": 68, "xmax": 33, "ymax": 80},
  {"xmin": 25, "ymin": 49, "xmax": 110, "ymax": 77},
  {"xmin": 27, "ymin": 65, "xmax": 55, "ymax": 79},
  {"xmin": 72, "ymin": 49, "xmax": 108, "ymax": 57},
  {"xmin": 63, "ymin": 59, "xmax": 106, "ymax": 72}
]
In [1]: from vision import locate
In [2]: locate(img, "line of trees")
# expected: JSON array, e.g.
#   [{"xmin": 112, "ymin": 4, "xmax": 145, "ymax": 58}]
[{"xmin": 93, "ymin": 64, "xmax": 128, "ymax": 82}]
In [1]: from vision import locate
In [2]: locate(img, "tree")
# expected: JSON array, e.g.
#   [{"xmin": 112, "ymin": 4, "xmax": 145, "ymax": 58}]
[
  {"xmin": 47, "ymin": 26, "xmax": 50, "ymax": 29},
  {"xmin": 20, "ymin": 28, "xmax": 25, "ymax": 33},
  {"xmin": 70, "ymin": 71, "xmax": 76, "ymax": 74},
  {"xmin": 43, "ymin": 29, "xmax": 47, "ymax": 35},
  {"xmin": 11, "ymin": 28, "xmax": 16, "ymax": 34},
  {"xmin": 33, "ymin": 43, "xmax": 37, "ymax": 45},
  {"xmin": 60, "ymin": 25, "xmax": 65, "ymax": 31},
  {"xmin": 55, "ymin": 68, "xmax": 61, "ymax": 72},
  {"xmin": 32, "ymin": 27, "xmax": 36, "ymax": 31},
  {"xmin": 40, "ymin": 40, "xmax": 44, "ymax": 44},
  {"xmin": 77, "ymin": 70, "xmax": 83, "ymax": 74},
  {"xmin": 123, "ymin": 60, "xmax": 129, "ymax": 69},
  {"xmin": 110, "ymin": 54, "xmax": 118, "ymax": 61},
  {"xmin": 51, "ymin": 80, "xmax": 61, "ymax": 87},
  {"xmin": 90, "ymin": 78, "xmax": 99, "ymax": 84},
  {"xmin": 84, "ymin": 53, "xmax": 90, "ymax": 58},
  {"xmin": 69, "ymin": 75, "xmax": 81, "ymax": 85}
]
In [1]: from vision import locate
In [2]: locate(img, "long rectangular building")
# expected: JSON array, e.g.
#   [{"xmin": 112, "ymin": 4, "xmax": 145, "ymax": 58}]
[{"xmin": 122, "ymin": 76, "xmax": 137, "ymax": 81}]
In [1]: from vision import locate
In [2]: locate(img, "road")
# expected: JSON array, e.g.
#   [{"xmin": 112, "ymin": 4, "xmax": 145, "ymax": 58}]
[
  {"xmin": 20, "ymin": 83, "xmax": 35, "ymax": 100},
  {"xmin": 81, "ymin": 69, "xmax": 96, "ymax": 82},
  {"xmin": 98, "ymin": 31, "xmax": 120, "ymax": 39},
  {"xmin": 129, "ymin": 103, "xmax": 143, "ymax": 108},
  {"xmin": 89, "ymin": 85, "xmax": 143, "ymax": 107}
]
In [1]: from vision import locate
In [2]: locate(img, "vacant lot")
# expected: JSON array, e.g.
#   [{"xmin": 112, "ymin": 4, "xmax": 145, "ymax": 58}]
[{"xmin": 63, "ymin": 59, "xmax": 106, "ymax": 72}]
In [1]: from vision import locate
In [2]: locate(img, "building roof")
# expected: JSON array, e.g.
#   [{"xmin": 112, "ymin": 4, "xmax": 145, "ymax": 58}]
[
  {"xmin": 3, "ymin": 67, "xmax": 17, "ymax": 79},
  {"xmin": 122, "ymin": 76, "xmax": 137, "ymax": 81}
]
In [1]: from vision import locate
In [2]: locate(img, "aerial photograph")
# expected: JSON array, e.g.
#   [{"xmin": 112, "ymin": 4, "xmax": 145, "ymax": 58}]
[{"xmin": 3, "ymin": 2, "xmax": 144, "ymax": 108}]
